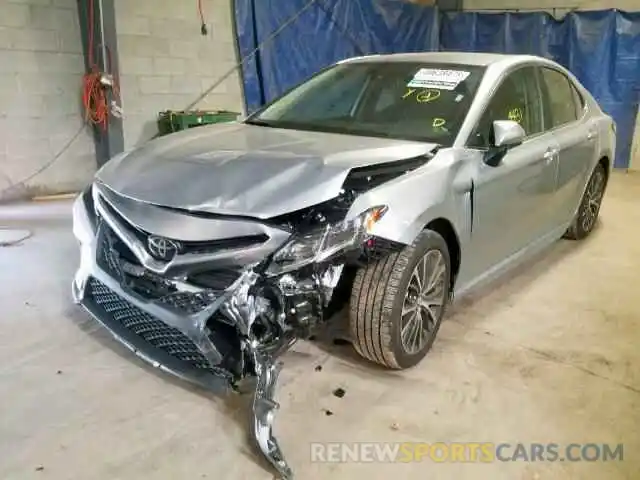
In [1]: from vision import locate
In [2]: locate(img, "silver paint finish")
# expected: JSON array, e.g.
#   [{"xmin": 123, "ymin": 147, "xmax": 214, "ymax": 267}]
[
  {"xmin": 342, "ymin": 51, "xmax": 516, "ymax": 67},
  {"xmin": 94, "ymin": 184, "xmax": 291, "ymax": 274},
  {"xmin": 96, "ymin": 123, "xmax": 437, "ymax": 219},
  {"xmin": 72, "ymin": 197, "xmax": 230, "ymax": 367},
  {"xmin": 493, "ymin": 120, "xmax": 526, "ymax": 148},
  {"xmin": 462, "ymin": 132, "xmax": 561, "ymax": 281},
  {"xmin": 97, "ymin": 182, "xmax": 285, "ymax": 242},
  {"xmin": 72, "ymin": 194, "xmax": 300, "ymax": 477},
  {"xmin": 344, "ymin": 54, "xmax": 613, "ymax": 291},
  {"xmin": 73, "ymin": 53, "xmax": 617, "ymax": 480},
  {"xmin": 548, "ymin": 106, "xmax": 600, "ymax": 228}
]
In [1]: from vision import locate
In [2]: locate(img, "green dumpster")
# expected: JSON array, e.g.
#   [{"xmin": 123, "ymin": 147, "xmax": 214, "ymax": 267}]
[{"xmin": 157, "ymin": 110, "xmax": 239, "ymax": 136}]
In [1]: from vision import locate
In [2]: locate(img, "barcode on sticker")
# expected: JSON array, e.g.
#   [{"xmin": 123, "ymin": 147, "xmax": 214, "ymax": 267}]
[{"xmin": 408, "ymin": 68, "xmax": 471, "ymax": 90}]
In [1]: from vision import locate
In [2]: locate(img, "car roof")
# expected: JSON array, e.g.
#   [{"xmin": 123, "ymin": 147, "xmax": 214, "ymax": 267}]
[{"xmin": 343, "ymin": 51, "xmax": 542, "ymax": 67}]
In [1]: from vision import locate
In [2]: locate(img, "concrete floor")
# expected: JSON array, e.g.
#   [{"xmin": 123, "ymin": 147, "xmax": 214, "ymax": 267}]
[{"xmin": 1, "ymin": 172, "xmax": 639, "ymax": 480}]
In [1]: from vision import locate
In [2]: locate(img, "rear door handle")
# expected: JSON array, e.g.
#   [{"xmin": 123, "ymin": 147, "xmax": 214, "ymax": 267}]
[{"xmin": 587, "ymin": 131, "xmax": 596, "ymax": 141}]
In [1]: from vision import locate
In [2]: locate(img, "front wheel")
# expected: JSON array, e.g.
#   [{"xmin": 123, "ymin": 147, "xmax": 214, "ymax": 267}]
[
  {"xmin": 349, "ymin": 230, "xmax": 451, "ymax": 370},
  {"xmin": 564, "ymin": 163, "xmax": 606, "ymax": 240}
]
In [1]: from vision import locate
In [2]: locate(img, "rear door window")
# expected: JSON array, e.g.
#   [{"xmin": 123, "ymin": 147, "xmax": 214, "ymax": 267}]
[
  {"xmin": 571, "ymin": 82, "xmax": 585, "ymax": 119},
  {"xmin": 540, "ymin": 67, "xmax": 579, "ymax": 129}
]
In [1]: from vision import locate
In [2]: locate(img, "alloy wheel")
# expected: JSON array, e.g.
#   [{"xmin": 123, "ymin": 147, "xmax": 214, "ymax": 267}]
[
  {"xmin": 400, "ymin": 249, "xmax": 447, "ymax": 355},
  {"xmin": 581, "ymin": 168, "xmax": 605, "ymax": 232}
]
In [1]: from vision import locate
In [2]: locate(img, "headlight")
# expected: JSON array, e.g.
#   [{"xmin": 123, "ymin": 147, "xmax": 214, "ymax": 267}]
[
  {"xmin": 266, "ymin": 206, "xmax": 387, "ymax": 275},
  {"xmin": 72, "ymin": 187, "xmax": 96, "ymax": 245}
]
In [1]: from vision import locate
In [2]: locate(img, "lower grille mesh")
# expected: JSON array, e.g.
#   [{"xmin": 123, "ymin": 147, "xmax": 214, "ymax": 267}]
[
  {"xmin": 88, "ymin": 278, "xmax": 214, "ymax": 371},
  {"xmin": 157, "ymin": 291, "xmax": 216, "ymax": 314}
]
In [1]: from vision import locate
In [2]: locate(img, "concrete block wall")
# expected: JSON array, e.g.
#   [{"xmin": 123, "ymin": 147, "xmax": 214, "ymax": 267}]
[
  {"xmin": 0, "ymin": 0, "xmax": 96, "ymax": 201},
  {"xmin": 114, "ymin": 0, "xmax": 244, "ymax": 149}
]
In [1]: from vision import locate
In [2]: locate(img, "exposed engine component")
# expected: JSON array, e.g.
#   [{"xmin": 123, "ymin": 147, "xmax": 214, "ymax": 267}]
[
  {"xmin": 271, "ymin": 154, "xmax": 431, "ymax": 233},
  {"xmin": 71, "ymin": 155, "xmax": 426, "ymax": 479}
]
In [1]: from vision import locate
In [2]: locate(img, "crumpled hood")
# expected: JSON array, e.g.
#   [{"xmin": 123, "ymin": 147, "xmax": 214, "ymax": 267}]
[{"xmin": 97, "ymin": 122, "xmax": 436, "ymax": 218}]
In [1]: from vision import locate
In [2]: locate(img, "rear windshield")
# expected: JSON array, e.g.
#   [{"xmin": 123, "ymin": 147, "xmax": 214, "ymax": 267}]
[{"xmin": 247, "ymin": 61, "xmax": 486, "ymax": 146}]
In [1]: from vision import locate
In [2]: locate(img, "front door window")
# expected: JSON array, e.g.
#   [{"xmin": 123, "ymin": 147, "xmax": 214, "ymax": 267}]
[{"xmin": 469, "ymin": 66, "xmax": 544, "ymax": 148}]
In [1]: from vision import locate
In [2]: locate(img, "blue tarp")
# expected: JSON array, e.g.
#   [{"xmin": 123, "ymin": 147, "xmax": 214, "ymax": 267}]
[
  {"xmin": 234, "ymin": 2, "xmax": 640, "ymax": 168},
  {"xmin": 235, "ymin": 0, "xmax": 440, "ymax": 111},
  {"xmin": 440, "ymin": 10, "xmax": 640, "ymax": 168}
]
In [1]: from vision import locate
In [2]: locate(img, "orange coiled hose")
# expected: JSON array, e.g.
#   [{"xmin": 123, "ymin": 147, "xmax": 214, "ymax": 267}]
[
  {"xmin": 82, "ymin": 68, "xmax": 109, "ymax": 130},
  {"xmin": 82, "ymin": 0, "xmax": 119, "ymax": 131}
]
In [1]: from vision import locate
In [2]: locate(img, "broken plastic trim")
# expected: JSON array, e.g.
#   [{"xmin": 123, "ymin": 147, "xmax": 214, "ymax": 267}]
[
  {"xmin": 342, "ymin": 152, "xmax": 435, "ymax": 191},
  {"xmin": 251, "ymin": 347, "xmax": 293, "ymax": 479},
  {"xmin": 73, "ymin": 184, "xmax": 387, "ymax": 479},
  {"xmin": 215, "ymin": 262, "xmax": 344, "ymax": 479}
]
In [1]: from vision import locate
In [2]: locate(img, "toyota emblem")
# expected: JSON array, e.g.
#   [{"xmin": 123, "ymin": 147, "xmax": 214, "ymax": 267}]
[{"xmin": 147, "ymin": 235, "xmax": 181, "ymax": 261}]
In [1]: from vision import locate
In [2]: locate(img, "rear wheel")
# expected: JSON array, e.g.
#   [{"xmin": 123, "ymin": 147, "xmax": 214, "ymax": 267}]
[
  {"xmin": 349, "ymin": 230, "xmax": 451, "ymax": 369},
  {"xmin": 564, "ymin": 163, "xmax": 606, "ymax": 240}
]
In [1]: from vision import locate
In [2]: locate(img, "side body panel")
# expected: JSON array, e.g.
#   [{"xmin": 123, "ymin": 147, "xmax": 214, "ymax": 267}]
[
  {"xmin": 302, "ymin": 57, "xmax": 616, "ymax": 300},
  {"xmin": 538, "ymin": 66, "xmax": 599, "ymax": 229},
  {"xmin": 347, "ymin": 148, "xmax": 470, "ymax": 247},
  {"xmin": 547, "ymin": 71, "xmax": 616, "ymax": 229},
  {"xmin": 462, "ymin": 134, "xmax": 559, "ymax": 283},
  {"xmin": 549, "ymin": 120, "xmax": 597, "ymax": 228},
  {"xmin": 453, "ymin": 60, "xmax": 562, "ymax": 285}
]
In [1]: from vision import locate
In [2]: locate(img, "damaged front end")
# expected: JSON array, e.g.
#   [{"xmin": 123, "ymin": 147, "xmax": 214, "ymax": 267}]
[{"xmin": 71, "ymin": 158, "xmax": 425, "ymax": 479}]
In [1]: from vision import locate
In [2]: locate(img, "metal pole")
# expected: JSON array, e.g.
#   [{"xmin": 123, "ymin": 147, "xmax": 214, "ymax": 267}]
[{"xmin": 76, "ymin": 0, "xmax": 124, "ymax": 166}]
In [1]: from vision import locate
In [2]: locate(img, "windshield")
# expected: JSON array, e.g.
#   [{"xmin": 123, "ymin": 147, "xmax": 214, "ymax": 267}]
[{"xmin": 247, "ymin": 61, "xmax": 485, "ymax": 145}]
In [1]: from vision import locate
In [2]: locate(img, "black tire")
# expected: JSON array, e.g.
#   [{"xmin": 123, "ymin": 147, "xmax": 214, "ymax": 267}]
[
  {"xmin": 564, "ymin": 163, "xmax": 607, "ymax": 240},
  {"xmin": 349, "ymin": 230, "xmax": 451, "ymax": 370}
]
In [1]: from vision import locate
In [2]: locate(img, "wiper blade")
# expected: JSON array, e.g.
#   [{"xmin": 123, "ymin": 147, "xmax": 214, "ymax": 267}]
[{"xmin": 244, "ymin": 119, "xmax": 276, "ymax": 128}]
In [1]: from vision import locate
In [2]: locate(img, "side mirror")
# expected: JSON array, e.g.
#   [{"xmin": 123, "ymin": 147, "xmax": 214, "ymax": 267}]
[
  {"xmin": 484, "ymin": 120, "xmax": 526, "ymax": 167},
  {"xmin": 493, "ymin": 120, "xmax": 525, "ymax": 148}
]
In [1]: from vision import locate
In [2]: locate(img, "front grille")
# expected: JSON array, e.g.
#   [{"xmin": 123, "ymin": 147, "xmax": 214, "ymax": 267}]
[
  {"xmin": 156, "ymin": 291, "xmax": 217, "ymax": 314},
  {"xmin": 96, "ymin": 223, "xmax": 218, "ymax": 314},
  {"xmin": 188, "ymin": 268, "xmax": 241, "ymax": 290},
  {"xmin": 88, "ymin": 278, "xmax": 214, "ymax": 371},
  {"xmin": 96, "ymin": 222, "xmax": 125, "ymax": 281},
  {"xmin": 182, "ymin": 235, "xmax": 268, "ymax": 255},
  {"xmin": 99, "ymin": 196, "xmax": 147, "ymax": 245},
  {"xmin": 95, "ymin": 199, "xmax": 249, "ymax": 315}
]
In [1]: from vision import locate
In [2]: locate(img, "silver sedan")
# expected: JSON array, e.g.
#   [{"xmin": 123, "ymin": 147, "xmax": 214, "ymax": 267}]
[{"xmin": 72, "ymin": 52, "xmax": 615, "ymax": 478}]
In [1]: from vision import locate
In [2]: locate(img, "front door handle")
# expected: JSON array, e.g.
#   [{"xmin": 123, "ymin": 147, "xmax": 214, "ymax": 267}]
[{"xmin": 543, "ymin": 149, "xmax": 558, "ymax": 164}]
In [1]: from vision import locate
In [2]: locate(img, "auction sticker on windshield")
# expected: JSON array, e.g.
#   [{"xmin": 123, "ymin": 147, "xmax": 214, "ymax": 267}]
[{"xmin": 408, "ymin": 68, "xmax": 471, "ymax": 90}]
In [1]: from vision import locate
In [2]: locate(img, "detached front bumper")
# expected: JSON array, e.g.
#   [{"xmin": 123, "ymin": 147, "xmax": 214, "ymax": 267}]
[
  {"xmin": 75, "ymin": 276, "xmax": 233, "ymax": 392},
  {"xmin": 71, "ymin": 189, "xmax": 294, "ymax": 479}
]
